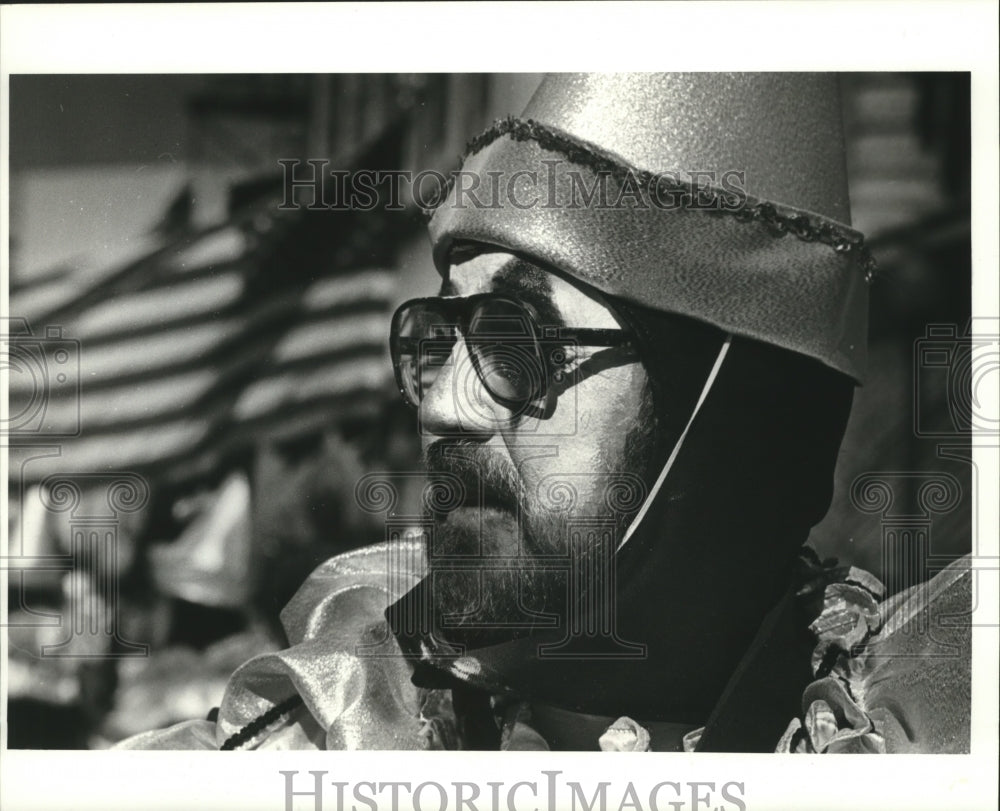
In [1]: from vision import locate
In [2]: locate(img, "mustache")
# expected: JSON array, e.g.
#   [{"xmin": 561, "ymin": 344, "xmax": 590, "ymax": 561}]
[{"xmin": 422, "ymin": 439, "xmax": 524, "ymax": 515}]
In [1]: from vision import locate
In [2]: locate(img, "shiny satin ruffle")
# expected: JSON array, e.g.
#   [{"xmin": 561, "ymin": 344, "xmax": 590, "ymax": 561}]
[
  {"xmin": 777, "ymin": 556, "xmax": 971, "ymax": 753},
  {"xmin": 117, "ymin": 541, "xmax": 434, "ymax": 750}
]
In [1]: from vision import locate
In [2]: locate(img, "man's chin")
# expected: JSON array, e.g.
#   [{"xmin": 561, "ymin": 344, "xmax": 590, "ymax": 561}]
[
  {"xmin": 428, "ymin": 565, "xmax": 562, "ymax": 642},
  {"xmin": 426, "ymin": 506, "xmax": 555, "ymax": 636},
  {"xmin": 431, "ymin": 506, "xmax": 523, "ymax": 558}
]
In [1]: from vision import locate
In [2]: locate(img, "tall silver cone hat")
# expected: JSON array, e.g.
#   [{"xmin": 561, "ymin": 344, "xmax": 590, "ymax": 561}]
[{"xmin": 428, "ymin": 73, "xmax": 873, "ymax": 381}]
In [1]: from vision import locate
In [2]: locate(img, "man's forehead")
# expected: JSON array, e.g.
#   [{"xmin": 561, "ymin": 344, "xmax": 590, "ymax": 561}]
[
  {"xmin": 443, "ymin": 252, "xmax": 550, "ymax": 296},
  {"xmin": 442, "ymin": 250, "xmax": 620, "ymax": 329}
]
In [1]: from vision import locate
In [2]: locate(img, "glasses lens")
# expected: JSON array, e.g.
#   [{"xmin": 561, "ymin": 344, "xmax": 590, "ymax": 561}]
[
  {"xmin": 393, "ymin": 297, "xmax": 548, "ymax": 408},
  {"xmin": 468, "ymin": 299, "xmax": 545, "ymax": 404},
  {"xmin": 394, "ymin": 302, "xmax": 457, "ymax": 406}
]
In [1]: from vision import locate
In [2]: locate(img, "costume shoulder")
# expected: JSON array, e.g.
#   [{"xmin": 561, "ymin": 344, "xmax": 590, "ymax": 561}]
[
  {"xmin": 116, "ymin": 540, "xmax": 437, "ymax": 750},
  {"xmin": 777, "ymin": 555, "xmax": 972, "ymax": 753}
]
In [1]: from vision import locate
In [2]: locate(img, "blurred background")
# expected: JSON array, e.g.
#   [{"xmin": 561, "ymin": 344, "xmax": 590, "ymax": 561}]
[{"xmin": 5, "ymin": 73, "xmax": 972, "ymax": 748}]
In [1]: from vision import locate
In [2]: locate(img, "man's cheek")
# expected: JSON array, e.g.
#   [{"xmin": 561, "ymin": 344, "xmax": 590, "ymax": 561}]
[{"xmin": 580, "ymin": 369, "xmax": 633, "ymax": 426}]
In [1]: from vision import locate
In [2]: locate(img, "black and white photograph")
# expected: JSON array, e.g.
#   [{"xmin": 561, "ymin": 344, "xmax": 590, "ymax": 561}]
[{"xmin": 2, "ymin": 4, "xmax": 997, "ymax": 811}]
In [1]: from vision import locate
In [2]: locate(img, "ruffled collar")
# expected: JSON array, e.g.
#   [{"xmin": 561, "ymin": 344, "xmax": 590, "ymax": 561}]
[{"xmin": 776, "ymin": 552, "xmax": 887, "ymax": 753}]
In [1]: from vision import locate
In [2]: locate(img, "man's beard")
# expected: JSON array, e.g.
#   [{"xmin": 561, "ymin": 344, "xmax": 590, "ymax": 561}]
[{"xmin": 421, "ymin": 402, "xmax": 657, "ymax": 640}]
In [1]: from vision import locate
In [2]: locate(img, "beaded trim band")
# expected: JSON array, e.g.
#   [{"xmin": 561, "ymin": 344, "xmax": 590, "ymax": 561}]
[
  {"xmin": 424, "ymin": 117, "xmax": 878, "ymax": 284},
  {"xmin": 219, "ymin": 694, "xmax": 304, "ymax": 750}
]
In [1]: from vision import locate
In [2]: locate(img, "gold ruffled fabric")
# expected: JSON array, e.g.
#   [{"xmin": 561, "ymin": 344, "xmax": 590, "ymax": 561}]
[
  {"xmin": 776, "ymin": 555, "xmax": 971, "ymax": 754},
  {"xmin": 117, "ymin": 541, "xmax": 436, "ymax": 750}
]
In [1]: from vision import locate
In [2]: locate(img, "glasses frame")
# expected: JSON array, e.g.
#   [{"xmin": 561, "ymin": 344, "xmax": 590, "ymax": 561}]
[{"xmin": 389, "ymin": 293, "xmax": 636, "ymax": 410}]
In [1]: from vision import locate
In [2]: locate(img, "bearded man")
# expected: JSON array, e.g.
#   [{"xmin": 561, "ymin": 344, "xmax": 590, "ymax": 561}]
[{"xmin": 121, "ymin": 73, "xmax": 971, "ymax": 753}]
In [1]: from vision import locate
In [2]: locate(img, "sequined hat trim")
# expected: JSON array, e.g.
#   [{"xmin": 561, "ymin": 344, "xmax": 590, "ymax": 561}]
[{"xmin": 425, "ymin": 116, "xmax": 877, "ymax": 284}]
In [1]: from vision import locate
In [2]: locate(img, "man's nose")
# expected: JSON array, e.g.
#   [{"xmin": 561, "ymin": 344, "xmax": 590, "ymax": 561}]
[{"xmin": 419, "ymin": 336, "xmax": 509, "ymax": 437}]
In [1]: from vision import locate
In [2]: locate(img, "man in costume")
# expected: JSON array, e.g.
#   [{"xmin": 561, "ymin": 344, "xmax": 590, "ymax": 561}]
[{"xmin": 121, "ymin": 73, "xmax": 971, "ymax": 753}]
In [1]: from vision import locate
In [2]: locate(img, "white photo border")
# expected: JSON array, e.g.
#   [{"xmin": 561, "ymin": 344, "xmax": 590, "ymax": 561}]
[{"xmin": 2, "ymin": 3, "xmax": 998, "ymax": 811}]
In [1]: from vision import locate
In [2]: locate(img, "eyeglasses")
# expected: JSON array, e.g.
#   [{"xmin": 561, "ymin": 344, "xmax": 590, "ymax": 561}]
[{"xmin": 390, "ymin": 294, "xmax": 636, "ymax": 410}]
